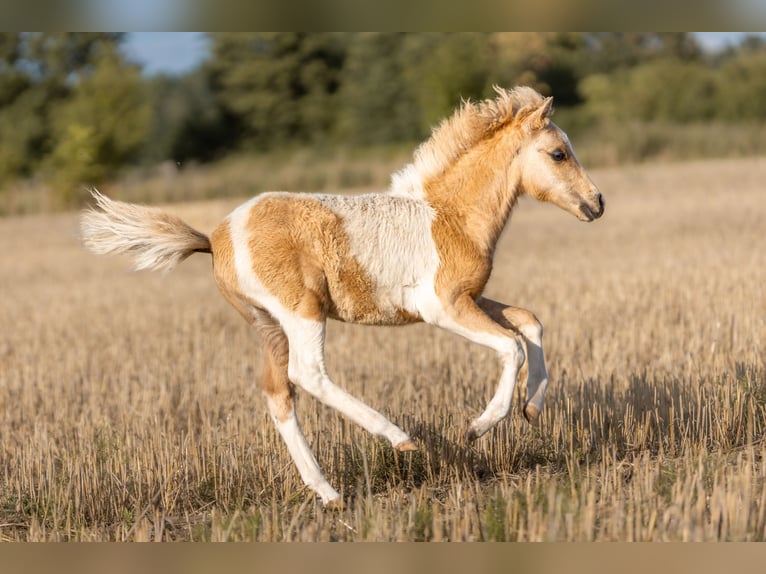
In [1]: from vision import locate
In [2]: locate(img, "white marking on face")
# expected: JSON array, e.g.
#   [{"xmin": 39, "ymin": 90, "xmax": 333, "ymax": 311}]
[{"xmin": 559, "ymin": 127, "xmax": 581, "ymax": 163}]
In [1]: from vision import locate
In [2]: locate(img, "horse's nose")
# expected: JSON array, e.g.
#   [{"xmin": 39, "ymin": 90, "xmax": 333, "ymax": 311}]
[{"xmin": 595, "ymin": 193, "xmax": 605, "ymax": 217}]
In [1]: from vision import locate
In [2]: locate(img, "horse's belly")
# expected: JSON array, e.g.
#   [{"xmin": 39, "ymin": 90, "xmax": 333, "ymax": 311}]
[{"xmin": 326, "ymin": 281, "xmax": 422, "ymax": 326}]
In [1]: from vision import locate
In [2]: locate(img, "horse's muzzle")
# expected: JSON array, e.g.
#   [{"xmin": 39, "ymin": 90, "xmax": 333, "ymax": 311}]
[{"xmin": 579, "ymin": 193, "xmax": 604, "ymax": 221}]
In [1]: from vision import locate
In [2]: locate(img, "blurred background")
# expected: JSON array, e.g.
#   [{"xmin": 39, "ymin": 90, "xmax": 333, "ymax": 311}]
[{"xmin": 1, "ymin": 32, "xmax": 765, "ymax": 214}]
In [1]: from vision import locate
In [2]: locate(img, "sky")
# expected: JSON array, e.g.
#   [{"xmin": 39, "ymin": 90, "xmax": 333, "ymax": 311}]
[
  {"xmin": 121, "ymin": 32, "xmax": 211, "ymax": 76},
  {"xmin": 121, "ymin": 32, "xmax": 763, "ymax": 77}
]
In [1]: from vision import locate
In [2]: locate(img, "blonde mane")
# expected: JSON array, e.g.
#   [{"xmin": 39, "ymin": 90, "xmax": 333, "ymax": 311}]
[{"xmin": 390, "ymin": 86, "xmax": 546, "ymax": 196}]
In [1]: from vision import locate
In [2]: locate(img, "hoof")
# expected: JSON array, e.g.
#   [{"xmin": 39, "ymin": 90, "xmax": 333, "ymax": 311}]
[
  {"xmin": 394, "ymin": 439, "xmax": 418, "ymax": 452},
  {"xmin": 523, "ymin": 404, "xmax": 541, "ymax": 425},
  {"xmin": 324, "ymin": 498, "xmax": 343, "ymax": 511},
  {"xmin": 465, "ymin": 426, "xmax": 479, "ymax": 442}
]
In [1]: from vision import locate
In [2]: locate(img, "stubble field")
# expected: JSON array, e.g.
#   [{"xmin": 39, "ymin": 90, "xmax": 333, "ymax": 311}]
[{"xmin": 0, "ymin": 156, "xmax": 765, "ymax": 541}]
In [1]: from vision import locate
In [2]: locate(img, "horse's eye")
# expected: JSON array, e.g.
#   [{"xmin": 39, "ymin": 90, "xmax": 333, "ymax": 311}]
[{"xmin": 549, "ymin": 149, "xmax": 567, "ymax": 162}]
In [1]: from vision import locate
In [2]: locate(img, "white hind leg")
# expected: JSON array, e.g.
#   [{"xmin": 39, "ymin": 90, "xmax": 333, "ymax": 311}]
[
  {"xmin": 280, "ymin": 315, "xmax": 416, "ymax": 451},
  {"xmin": 256, "ymin": 314, "xmax": 341, "ymax": 506}
]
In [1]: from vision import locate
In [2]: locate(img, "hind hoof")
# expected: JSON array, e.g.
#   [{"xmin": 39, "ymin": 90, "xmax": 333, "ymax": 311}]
[
  {"xmin": 523, "ymin": 404, "xmax": 541, "ymax": 425},
  {"xmin": 394, "ymin": 439, "xmax": 418, "ymax": 452}
]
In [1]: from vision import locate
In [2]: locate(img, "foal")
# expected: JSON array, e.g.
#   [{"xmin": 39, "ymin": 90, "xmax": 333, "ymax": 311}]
[{"xmin": 81, "ymin": 86, "xmax": 604, "ymax": 506}]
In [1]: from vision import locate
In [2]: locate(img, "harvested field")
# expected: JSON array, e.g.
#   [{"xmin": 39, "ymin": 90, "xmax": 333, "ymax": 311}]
[{"xmin": 0, "ymin": 156, "xmax": 764, "ymax": 541}]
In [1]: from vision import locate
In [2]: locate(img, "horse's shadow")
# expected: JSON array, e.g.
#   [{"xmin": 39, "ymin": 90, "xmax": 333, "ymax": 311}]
[
  {"xmin": 408, "ymin": 417, "xmax": 497, "ymax": 482},
  {"xmin": 336, "ymin": 414, "xmax": 530, "ymax": 500}
]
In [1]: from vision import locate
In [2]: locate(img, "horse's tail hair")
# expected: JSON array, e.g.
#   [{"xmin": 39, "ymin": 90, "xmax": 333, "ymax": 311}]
[{"xmin": 80, "ymin": 189, "xmax": 212, "ymax": 273}]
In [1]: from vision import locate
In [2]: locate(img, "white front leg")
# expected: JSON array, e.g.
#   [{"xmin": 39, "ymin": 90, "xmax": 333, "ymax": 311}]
[{"xmin": 426, "ymin": 293, "xmax": 526, "ymax": 440}]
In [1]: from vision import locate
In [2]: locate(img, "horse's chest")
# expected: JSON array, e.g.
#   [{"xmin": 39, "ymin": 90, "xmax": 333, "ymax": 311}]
[{"xmin": 432, "ymin": 238, "xmax": 494, "ymax": 301}]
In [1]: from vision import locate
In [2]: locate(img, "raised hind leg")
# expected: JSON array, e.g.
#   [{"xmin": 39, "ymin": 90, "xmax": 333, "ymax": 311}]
[
  {"xmin": 477, "ymin": 297, "xmax": 549, "ymax": 425},
  {"xmin": 277, "ymin": 313, "xmax": 416, "ymax": 452},
  {"xmin": 255, "ymin": 312, "xmax": 341, "ymax": 505}
]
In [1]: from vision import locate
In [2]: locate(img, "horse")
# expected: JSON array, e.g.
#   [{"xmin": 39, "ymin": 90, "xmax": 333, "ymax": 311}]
[{"xmin": 80, "ymin": 86, "xmax": 604, "ymax": 507}]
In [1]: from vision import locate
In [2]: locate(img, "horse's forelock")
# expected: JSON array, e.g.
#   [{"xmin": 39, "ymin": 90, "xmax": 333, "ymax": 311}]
[{"xmin": 480, "ymin": 86, "xmax": 547, "ymax": 130}]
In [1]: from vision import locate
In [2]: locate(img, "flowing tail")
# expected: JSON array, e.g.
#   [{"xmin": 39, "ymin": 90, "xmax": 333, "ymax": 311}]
[{"xmin": 80, "ymin": 190, "xmax": 211, "ymax": 273}]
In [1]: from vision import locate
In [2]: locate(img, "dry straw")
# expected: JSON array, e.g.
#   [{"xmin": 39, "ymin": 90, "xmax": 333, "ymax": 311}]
[{"xmin": 0, "ymin": 156, "xmax": 764, "ymax": 540}]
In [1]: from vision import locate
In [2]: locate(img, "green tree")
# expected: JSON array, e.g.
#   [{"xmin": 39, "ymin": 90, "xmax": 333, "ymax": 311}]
[
  {"xmin": 0, "ymin": 33, "xmax": 125, "ymax": 188},
  {"xmin": 0, "ymin": 85, "xmax": 50, "ymax": 183},
  {"xmin": 336, "ymin": 33, "xmax": 422, "ymax": 145},
  {"xmin": 207, "ymin": 33, "xmax": 347, "ymax": 149},
  {"xmin": 489, "ymin": 33, "xmax": 561, "ymax": 96},
  {"xmin": 45, "ymin": 43, "xmax": 150, "ymax": 204},
  {"xmin": 142, "ymin": 71, "xmax": 232, "ymax": 164},
  {"xmin": 488, "ymin": 33, "xmax": 598, "ymax": 103},
  {"xmin": 0, "ymin": 34, "xmax": 30, "ymax": 106},
  {"xmin": 402, "ymin": 33, "xmax": 492, "ymax": 132},
  {"xmin": 0, "ymin": 34, "xmax": 57, "ymax": 183},
  {"xmin": 715, "ymin": 49, "xmax": 766, "ymax": 120},
  {"xmin": 581, "ymin": 33, "xmax": 701, "ymax": 74},
  {"xmin": 580, "ymin": 58, "xmax": 716, "ymax": 123}
]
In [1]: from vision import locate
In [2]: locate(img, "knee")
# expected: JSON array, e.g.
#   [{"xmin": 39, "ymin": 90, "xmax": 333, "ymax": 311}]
[
  {"xmin": 264, "ymin": 386, "xmax": 295, "ymax": 422},
  {"xmin": 287, "ymin": 361, "xmax": 305, "ymax": 387},
  {"xmin": 288, "ymin": 359, "xmax": 323, "ymax": 395},
  {"xmin": 518, "ymin": 312, "xmax": 543, "ymax": 343},
  {"xmin": 262, "ymin": 366, "xmax": 295, "ymax": 422},
  {"xmin": 499, "ymin": 336, "xmax": 525, "ymax": 369}
]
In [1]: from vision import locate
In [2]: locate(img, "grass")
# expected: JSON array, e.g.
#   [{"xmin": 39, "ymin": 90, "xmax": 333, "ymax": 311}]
[
  {"xmin": 0, "ymin": 146, "xmax": 412, "ymax": 217},
  {"xmin": 0, "ymin": 156, "xmax": 765, "ymax": 541},
  {"xmin": 2, "ymin": 120, "xmax": 766, "ymax": 217}
]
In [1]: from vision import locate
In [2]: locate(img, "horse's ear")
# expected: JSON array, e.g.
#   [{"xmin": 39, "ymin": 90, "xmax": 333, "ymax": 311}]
[
  {"xmin": 521, "ymin": 96, "xmax": 554, "ymax": 132},
  {"xmin": 539, "ymin": 96, "xmax": 554, "ymax": 120}
]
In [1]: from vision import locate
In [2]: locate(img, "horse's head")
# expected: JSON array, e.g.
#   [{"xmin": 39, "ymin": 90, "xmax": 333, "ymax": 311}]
[{"xmin": 514, "ymin": 97, "xmax": 604, "ymax": 222}]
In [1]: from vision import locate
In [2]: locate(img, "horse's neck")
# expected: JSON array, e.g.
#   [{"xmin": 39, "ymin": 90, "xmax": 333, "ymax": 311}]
[{"xmin": 423, "ymin": 148, "xmax": 521, "ymax": 257}]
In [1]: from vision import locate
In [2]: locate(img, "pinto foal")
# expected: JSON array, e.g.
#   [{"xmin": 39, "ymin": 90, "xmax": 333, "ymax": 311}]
[{"xmin": 81, "ymin": 86, "xmax": 604, "ymax": 506}]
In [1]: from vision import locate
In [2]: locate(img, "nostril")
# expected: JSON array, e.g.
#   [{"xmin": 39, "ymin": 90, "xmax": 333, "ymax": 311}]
[{"xmin": 596, "ymin": 193, "xmax": 604, "ymax": 214}]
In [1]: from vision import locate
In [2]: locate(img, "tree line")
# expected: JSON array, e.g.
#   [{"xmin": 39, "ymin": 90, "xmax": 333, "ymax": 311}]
[{"xmin": 1, "ymin": 33, "xmax": 765, "ymax": 204}]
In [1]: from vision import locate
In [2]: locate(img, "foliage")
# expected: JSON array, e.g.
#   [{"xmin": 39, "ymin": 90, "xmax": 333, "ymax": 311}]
[
  {"xmin": 45, "ymin": 44, "xmax": 150, "ymax": 205},
  {"xmin": 402, "ymin": 33, "xmax": 492, "ymax": 132},
  {"xmin": 196, "ymin": 32, "xmax": 766, "ymax": 156},
  {"xmin": 715, "ymin": 49, "xmax": 766, "ymax": 120},
  {"xmin": 0, "ymin": 33, "xmax": 146, "ymax": 205},
  {"xmin": 579, "ymin": 59, "xmax": 718, "ymax": 123},
  {"xmin": 0, "ymin": 85, "xmax": 51, "ymax": 182},
  {"xmin": 335, "ymin": 33, "xmax": 423, "ymax": 144},
  {"xmin": 3, "ymin": 32, "xmax": 766, "ymax": 206},
  {"xmin": 143, "ymin": 71, "xmax": 232, "ymax": 164},
  {"xmin": 207, "ymin": 33, "xmax": 347, "ymax": 149}
]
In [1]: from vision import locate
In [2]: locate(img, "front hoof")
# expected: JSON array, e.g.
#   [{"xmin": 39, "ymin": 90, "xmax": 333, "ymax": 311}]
[
  {"xmin": 323, "ymin": 497, "xmax": 343, "ymax": 511},
  {"xmin": 465, "ymin": 425, "xmax": 480, "ymax": 442},
  {"xmin": 523, "ymin": 404, "xmax": 541, "ymax": 425}
]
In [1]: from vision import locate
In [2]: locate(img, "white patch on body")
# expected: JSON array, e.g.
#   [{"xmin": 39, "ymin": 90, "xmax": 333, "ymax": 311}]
[
  {"xmin": 316, "ymin": 193, "xmax": 440, "ymax": 319},
  {"xmin": 389, "ymin": 163, "xmax": 425, "ymax": 199},
  {"xmin": 225, "ymin": 195, "xmax": 286, "ymax": 318}
]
